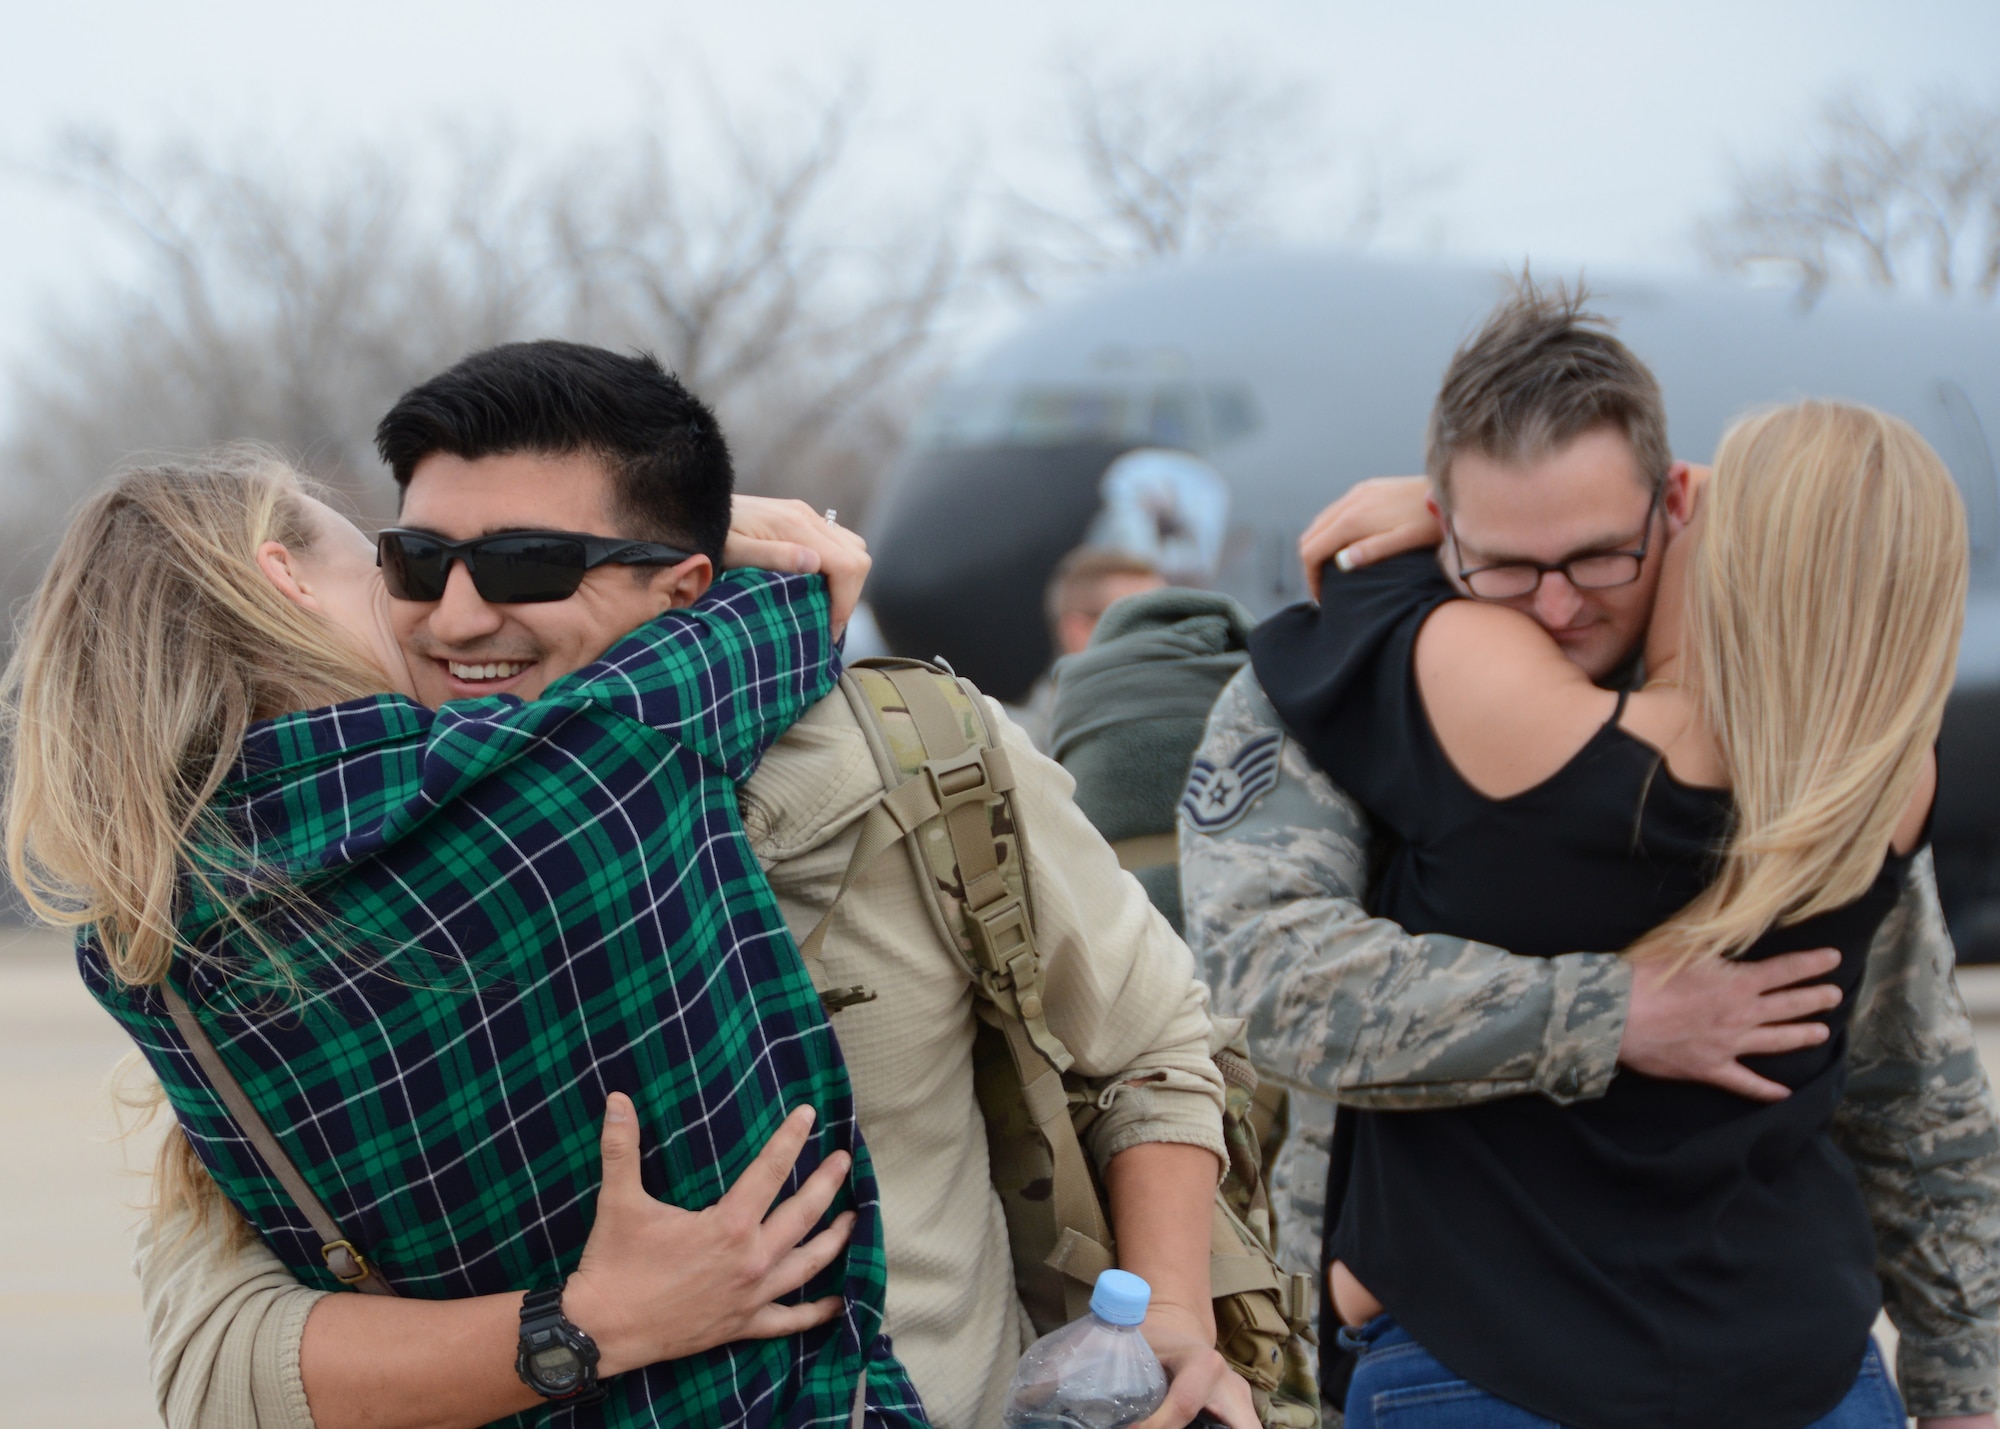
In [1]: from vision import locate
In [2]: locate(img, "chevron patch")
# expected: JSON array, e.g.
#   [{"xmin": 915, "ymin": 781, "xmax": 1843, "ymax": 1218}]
[{"xmin": 1181, "ymin": 732, "xmax": 1282, "ymax": 834}]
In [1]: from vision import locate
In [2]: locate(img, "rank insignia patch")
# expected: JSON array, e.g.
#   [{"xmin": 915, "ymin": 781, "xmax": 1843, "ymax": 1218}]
[{"xmin": 1181, "ymin": 732, "xmax": 1282, "ymax": 834}]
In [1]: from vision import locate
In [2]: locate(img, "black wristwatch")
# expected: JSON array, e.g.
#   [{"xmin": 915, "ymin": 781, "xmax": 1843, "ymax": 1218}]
[{"xmin": 516, "ymin": 1283, "xmax": 605, "ymax": 1404}]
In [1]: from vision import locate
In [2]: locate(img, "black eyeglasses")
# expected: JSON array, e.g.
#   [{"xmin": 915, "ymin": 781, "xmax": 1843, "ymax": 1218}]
[
  {"xmin": 376, "ymin": 528, "xmax": 697, "ymax": 604},
  {"xmin": 1446, "ymin": 489, "xmax": 1663, "ymax": 600}
]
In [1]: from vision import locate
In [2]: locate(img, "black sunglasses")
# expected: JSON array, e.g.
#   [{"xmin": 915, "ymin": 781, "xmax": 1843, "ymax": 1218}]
[{"xmin": 377, "ymin": 528, "xmax": 697, "ymax": 604}]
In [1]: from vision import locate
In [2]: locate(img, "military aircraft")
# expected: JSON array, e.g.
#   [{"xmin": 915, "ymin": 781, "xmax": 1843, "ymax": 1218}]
[{"xmin": 863, "ymin": 252, "xmax": 2000, "ymax": 961}]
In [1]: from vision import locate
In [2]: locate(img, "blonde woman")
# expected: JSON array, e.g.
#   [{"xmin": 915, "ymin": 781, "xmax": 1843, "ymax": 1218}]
[
  {"xmin": 1252, "ymin": 403, "xmax": 1962, "ymax": 1429},
  {"xmin": 1, "ymin": 447, "xmax": 923, "ymax": 1428}
]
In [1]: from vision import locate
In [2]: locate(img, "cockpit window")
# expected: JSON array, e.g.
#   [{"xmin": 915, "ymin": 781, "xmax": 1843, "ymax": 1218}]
[
  {"xmin": 1012, "ymin": 389, "xmax": 1133, "ymax": 443},
  {"xmin": 1207, "ymin": 388, "xmax": 1259, "ymax": 446},
  {"xmin": 1147, "ymin": 389, "xmax": 1198, "ymax": 448},
  {"xmin": 910, "ymin": 381, "xmax": 1261, "ymax": 452}
]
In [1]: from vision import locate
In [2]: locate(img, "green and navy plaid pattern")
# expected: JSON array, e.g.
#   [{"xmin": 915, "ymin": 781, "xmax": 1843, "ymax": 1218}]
[{"xmin": 83, "ymin": 570, "xmax": 927, "ymax": 1428}]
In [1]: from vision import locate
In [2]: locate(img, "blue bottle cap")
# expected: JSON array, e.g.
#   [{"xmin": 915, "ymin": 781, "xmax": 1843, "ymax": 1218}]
[{"xmin": 1090, "ymin": 1269, "xmax": 1152, "ymax": 1326}]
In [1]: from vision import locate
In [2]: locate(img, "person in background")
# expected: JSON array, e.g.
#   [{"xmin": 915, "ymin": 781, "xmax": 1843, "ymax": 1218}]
[
  {"xmin": 1049, "ymin": 548, "xmax": 1171, "ymax": 658},
  {"xmin": 1010, "ymin": 547, "xmax": 1167, "ymax": 749}
]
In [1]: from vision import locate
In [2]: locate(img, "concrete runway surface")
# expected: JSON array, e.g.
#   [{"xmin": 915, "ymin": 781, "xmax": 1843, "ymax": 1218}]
[{"xmin": 6, "ymin": 923, "xmax": 2000, "ymax": 1428}]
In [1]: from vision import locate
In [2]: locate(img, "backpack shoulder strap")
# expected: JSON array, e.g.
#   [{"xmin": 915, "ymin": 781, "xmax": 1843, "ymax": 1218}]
[
  {"xmin": 806, "ymin": 664, "xmax": 1323, "ymax": 1415},
  {"xmin": 800, "ymin": 657, "xmax": 1113, "ymax": 1323},
  {"xmin": 800, "ymin": 661, "xmax": 1062, "ymax": 1062}
]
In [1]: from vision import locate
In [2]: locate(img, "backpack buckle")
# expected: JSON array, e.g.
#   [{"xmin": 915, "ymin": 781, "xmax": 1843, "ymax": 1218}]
[
  {"xmin": 969, "ymin": 902, "xmax": 1071, "ymax": 1068},
  {"xmin": 966, "ymin": 895, "xmax": 1033, "ymax": 977},
  {"xmin": 918, "ymin": 747, "xmax": 996, "ymax": 815}
]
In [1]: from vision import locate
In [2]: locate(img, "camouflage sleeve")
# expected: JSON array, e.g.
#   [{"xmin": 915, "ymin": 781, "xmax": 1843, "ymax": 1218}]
[
  {"xmin": 1179, "ymin": 667, "xmax": 1632, "ymax": 1113},
  {"xmin": 1833, "ymin": 849, "xmax": 2000, "ymax": 1418}
]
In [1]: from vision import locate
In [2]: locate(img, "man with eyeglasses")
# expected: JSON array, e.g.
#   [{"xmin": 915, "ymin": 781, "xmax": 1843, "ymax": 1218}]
[
  {"xmin": 1181, "ymin": 279, "xmax": 2000, "ymax": 1427},
  {"xmin": 128, "ymin": 339, "xmax": 1253, "ymax": 1429}
]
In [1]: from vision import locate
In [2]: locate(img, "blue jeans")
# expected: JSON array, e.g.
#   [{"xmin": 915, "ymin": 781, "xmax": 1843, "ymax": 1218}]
[{"xmin": 1336, "ymin": 1317, "xmax": 1906, "ymax": 1429}]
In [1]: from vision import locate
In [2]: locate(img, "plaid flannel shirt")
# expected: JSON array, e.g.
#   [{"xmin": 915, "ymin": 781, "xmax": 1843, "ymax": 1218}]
[{"xmin": 83, "ymin": 569, "xmax": 927, "ymax": 1429}]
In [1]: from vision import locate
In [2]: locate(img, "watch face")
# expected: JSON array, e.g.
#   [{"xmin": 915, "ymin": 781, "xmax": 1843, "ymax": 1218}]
[{"xmin": 531, "ymin": 1345, "xmax": 582, "ymax": 1389}]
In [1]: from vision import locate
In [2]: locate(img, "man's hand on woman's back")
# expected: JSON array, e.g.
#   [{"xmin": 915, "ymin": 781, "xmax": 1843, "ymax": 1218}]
[
  {"xmin": 293, "ymin": 1098, "xmax": 856, "ymax": 1429},
  {"xmin": 563, "ymin": 1096, "xmax": 854, "ymax": 1375},
  {"xmin": 1619, "ymin": 948, "xmax": 1845, "ymax": 1101}
]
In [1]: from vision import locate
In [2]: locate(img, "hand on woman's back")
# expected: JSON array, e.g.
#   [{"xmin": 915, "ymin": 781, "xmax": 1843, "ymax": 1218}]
[{"xmin": 563, "ymin": 1096, "xmax": 853, "ymax": 1374}]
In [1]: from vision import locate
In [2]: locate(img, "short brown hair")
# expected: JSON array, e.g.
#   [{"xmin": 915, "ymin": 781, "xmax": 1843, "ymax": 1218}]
[
  {"xmin": 1426, "ymin": 274, "xmax": 1669, "ymax": 508},
  {"xmin": 1044, "ymin": 546, "xmax": 1163, "ymax": 632}
]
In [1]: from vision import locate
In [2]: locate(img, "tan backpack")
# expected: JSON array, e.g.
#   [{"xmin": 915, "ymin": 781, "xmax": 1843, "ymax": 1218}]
[{"xmin": 796, "ymin": 658, "xmax": 1320, "ymax": 1429}]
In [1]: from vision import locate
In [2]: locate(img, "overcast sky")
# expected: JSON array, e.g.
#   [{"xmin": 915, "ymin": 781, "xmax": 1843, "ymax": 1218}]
[{"xmin": 3, "ymin": 0, "xmax": 1997, "ymax": 379}]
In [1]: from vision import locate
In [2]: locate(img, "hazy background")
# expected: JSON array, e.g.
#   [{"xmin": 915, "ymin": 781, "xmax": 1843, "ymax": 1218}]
[
  {"xmin": 7, "ymin": 0, "xmax": 2000, "ymax": 319},
  {"xmin": 4, "ymin": 0, "xmax": 1998, "ymax": 500}
]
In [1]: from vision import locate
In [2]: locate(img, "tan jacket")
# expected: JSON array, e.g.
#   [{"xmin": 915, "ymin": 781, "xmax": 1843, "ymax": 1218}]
[{"xmin": 134, "ymin": 688, "xmax": 1228, "ymax": 1429}]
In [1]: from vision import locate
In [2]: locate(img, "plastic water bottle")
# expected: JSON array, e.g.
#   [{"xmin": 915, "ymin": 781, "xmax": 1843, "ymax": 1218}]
[{"xmin": 1001, "ymin": 1268, "xmax": 1169, "ymax": 1429}]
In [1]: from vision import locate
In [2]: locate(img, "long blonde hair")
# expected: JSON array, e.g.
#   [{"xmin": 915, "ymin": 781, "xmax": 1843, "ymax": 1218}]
[
  {"xmin": 1639, "ymin": 402, "xmax": 1966, "ymax": 965},
  {"xmin": 4, "ymin": 446, "xmax": 385, "ymax": 987},
  {"xmin": 3, "ymin": 449, "xmax": 389, "ymax": 1233}
]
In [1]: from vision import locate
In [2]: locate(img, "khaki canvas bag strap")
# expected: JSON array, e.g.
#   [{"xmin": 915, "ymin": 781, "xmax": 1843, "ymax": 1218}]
[
  {"xmin": 983, "ymin": 1007, "xmax": 1116, "ymax": 1321},
  {"xmin": 875, "ymin": 666, "xmax": 1112, "ymax": 1320},
  {"xmin": 795, "ymin": 665, "xmax": 978, "ymax": 987},
  {"xmin": 815, "ymin": 660, "xmax": 1115, "ymax": 1321},
  {"xmin": 878, "ymin": 668, "xmax": 1067, "ymax": 1069},
  {"xmin": 161, "ymin": 985, "xmax": 397, "ymax": 1296},
  {"xmin": 882, "ymin": 667, "xmax": 1004, "ymax": 905},
  {"xmin": 797, "ymin": 772, "xmax": 945, "ymax": 961}
]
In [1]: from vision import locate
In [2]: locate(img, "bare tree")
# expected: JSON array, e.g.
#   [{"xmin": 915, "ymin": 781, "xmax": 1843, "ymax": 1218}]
[
  {"xmin": 988, "ymin": 54, "xmax": 1439, "ymax": 302},
  {"xmin": 1702, "ymin": 89, "xmax": 2000, "ymax": 305},
  {"xmin": 991, "ymin": 56, "xmax": 1324, "ymax": 298},
  {"xmin": 541, "ymin": 84, "xmax": 965, "ymax": 510},
  {"xmin": 0, "ymin": 131, "xmax": 538, "ymax": 626},
  {"xmin": 7, "ymin": 131, "xmax": 536, "ymax": 520},
  {"xmin": 1, "ymin": 88, "xmax": 970, "ymax": 625}
]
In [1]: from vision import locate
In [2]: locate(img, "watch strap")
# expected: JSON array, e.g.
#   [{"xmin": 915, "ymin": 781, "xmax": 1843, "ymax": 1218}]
[
  {"xmin": 519, "ymin": 1285, "xmax": 566, "ymax": 1321},
  {"xmin": 517, "ymin": 1281, "xmax": 604, "ymax": 1402}
]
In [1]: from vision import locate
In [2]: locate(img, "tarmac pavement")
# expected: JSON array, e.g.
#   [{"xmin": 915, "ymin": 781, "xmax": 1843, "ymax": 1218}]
[
  {"xmin": 5, "ymin": 922, "xmax": 2000, "ymax": 1428},
  {"xmin": 1, "ymin": 926, "xmax": 165, "ymax": 1429}
]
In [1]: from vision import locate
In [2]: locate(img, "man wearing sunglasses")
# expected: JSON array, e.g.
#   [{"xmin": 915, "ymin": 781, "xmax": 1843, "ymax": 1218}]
[
  {"xmin": 134, "ymin": 340, "xmax": 1252, "ymax": 1429},
  {"xmin": 1182, "ymin": 280, "xmax": 1999, "ymax": 1427}
]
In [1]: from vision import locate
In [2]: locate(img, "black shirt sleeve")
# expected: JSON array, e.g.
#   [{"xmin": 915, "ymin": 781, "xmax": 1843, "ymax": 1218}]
[{"xmin": 1248, "ymin": 550, "xmax": 1458, "ymax": 832}]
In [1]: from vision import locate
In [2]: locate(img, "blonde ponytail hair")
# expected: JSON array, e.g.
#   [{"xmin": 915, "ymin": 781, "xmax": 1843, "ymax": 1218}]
[
  {"xmin": 3, "ymin": 447, "xmax": 385, "ymax": 990},
  {"xmin": 1638, "ymin": 402, "xmax": 1966, "ymax": 965}
]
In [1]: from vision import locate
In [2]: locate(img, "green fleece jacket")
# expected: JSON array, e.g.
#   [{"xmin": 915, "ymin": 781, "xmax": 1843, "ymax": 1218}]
[{"xmin": 1048, "ymin": 587, "xmax": 1257, "ymax": 931}]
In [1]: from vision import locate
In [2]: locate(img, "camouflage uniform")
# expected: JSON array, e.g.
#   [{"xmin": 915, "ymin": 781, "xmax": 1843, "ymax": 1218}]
[{"xmin": 1180, "ymin": 666, "xmax": 2000, "ymax": 1420}]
